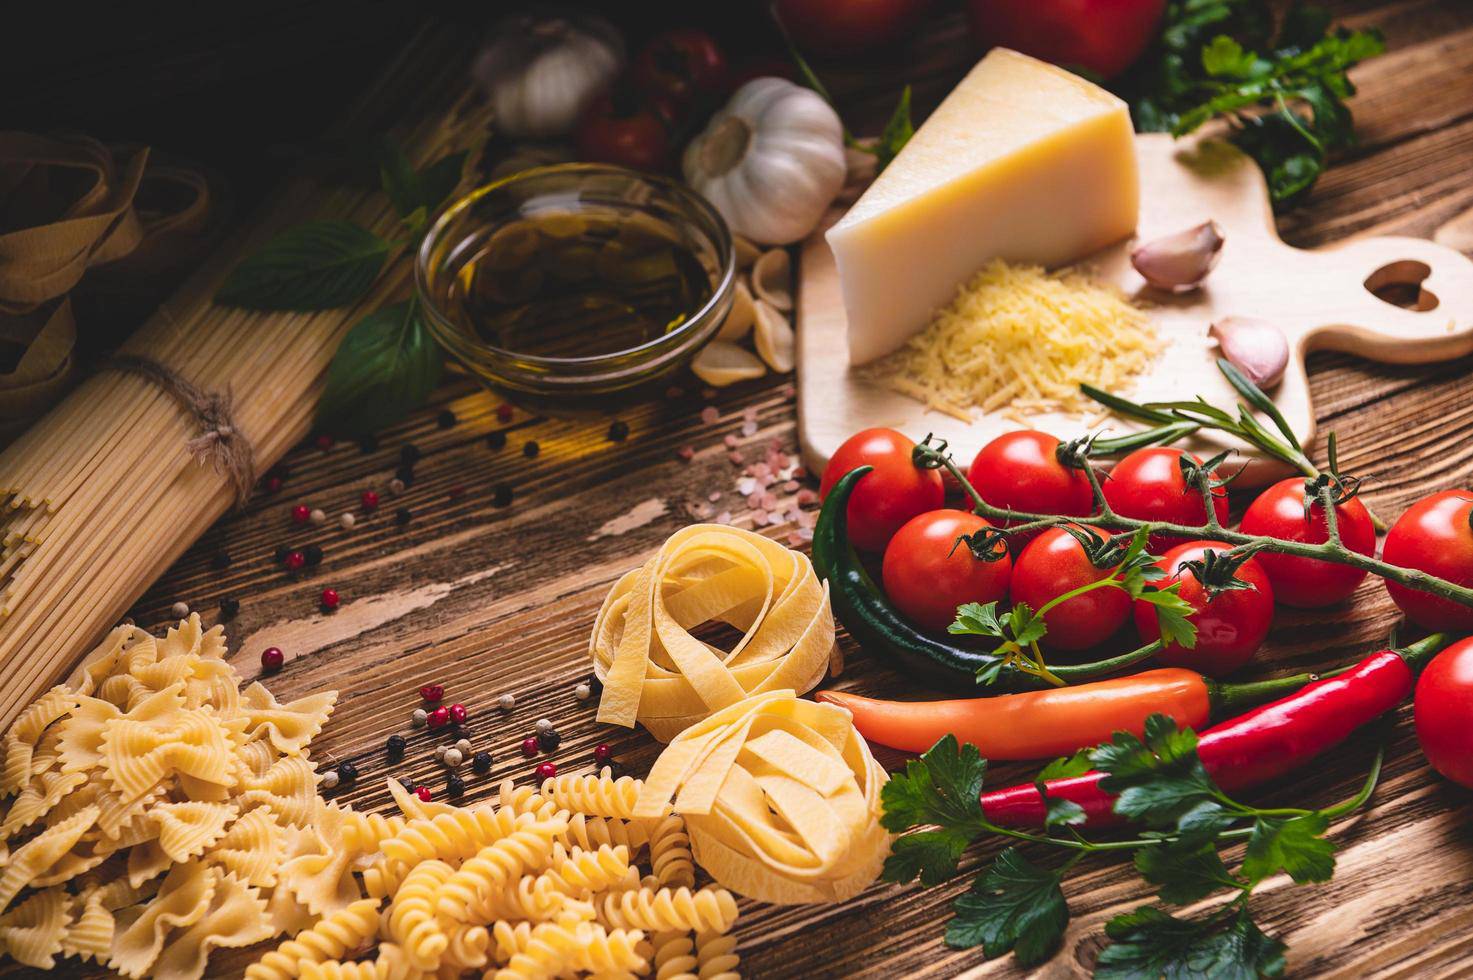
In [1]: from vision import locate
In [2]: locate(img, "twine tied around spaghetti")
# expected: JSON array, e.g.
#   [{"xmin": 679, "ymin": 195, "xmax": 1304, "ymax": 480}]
[{"xmin": 105, "ymin": 354, "xmax": 256, "ymax": 506}]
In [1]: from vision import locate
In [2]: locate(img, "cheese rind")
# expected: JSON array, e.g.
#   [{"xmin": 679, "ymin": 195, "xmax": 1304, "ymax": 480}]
[{"xmin": 827, "ymin": 47, "xmax": 1139, "ymax": 365}]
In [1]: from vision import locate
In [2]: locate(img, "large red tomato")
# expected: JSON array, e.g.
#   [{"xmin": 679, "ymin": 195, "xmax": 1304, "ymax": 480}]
[
  {"xmin": 1238, "ymin": 478, "xmax": 1376, "ymax": 608},
  {"xmin": 882, "ymin": 510, "xmax": 1012, "ymax": 633},
  {"xmin": 774, "ymin": 0, "xmax": 934, "ymax": 59},
  {"xmin": 966, "ymin": 431, "xmax": 1094, "ymax": 526},
  {"xmin": 574, "ymin": 89, "xmax": 672, "ymax": 172},
  {"xmin": 1382, "ymin": 490, "xmax": 1473, "ymax": 631},
  {"xmin": 1414, "ymin": 637, "xmax": 1473, "ymax": 788},
  {"xmin": 1102, "ymin": 447, "xmax": 1230, "ymax": 551},
  {"xmin": 820, "ymin": 428, "xmax": 945, "ymax": 553},
  {"xmin": 1133, "ymin": 540, "xmax": 1274, "ymax": 677},
  {"xmin": 966, "ymin": 0, "xmax": 1166, "ymax": 79},
  {"xmin": 1010, "ymin": 523, "xmax": 1130, "ymax": 650}
]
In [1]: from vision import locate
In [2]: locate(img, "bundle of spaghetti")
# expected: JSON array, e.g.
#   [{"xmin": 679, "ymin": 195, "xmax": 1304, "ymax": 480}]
[{"xmin": 0, "ymin": 49, "xmax": 488, "ymax": 730}]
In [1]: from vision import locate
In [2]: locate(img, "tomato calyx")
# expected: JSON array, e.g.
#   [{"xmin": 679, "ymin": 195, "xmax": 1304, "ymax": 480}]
[
  {"xmin": 1178, "ymin": 546, "xmax": 1262, "ymax": 599},
  {"xmin": 1054, "ymin": 434, "xmax": 1097, "ymax": 471},
  {"xmin": 1059, "ymin": 523, "xmax": 1139, "ymax": 571},
  {"xmin": 911, "ymin": 433, "xmax": 949, "ymax": 470},
  {"xmin": 1178, "ymin": 448, "xmax": 1239, "ymax": 495},
  {"xmin": 1301, "ymin": 470, "xmax": 1365, "ymax": 520},
  {"xmin": 952, "ymin": 528, "xmax": 1012, "ymax": 563}
]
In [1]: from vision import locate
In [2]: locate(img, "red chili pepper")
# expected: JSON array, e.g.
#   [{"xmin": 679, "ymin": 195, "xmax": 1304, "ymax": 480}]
[
  {"xmin": 980, "ymin": 633, "xmax": 1452, "ymax": 829},
  {"xmin": 817, "ymin": 666, "xmax": 1323, "ymax": 759}
]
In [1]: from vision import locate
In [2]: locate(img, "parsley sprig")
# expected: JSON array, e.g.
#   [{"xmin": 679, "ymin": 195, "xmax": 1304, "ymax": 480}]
[
  {"xmin": 949, "ymin": 527, "xmax": 1197, "ymax": 687},
  {"xmin": 881, "ymin": 717, "xmax": 1384, "ymax": 975},
  {"xmin": 1115, "ymin": 1, "xmax": 1385, "ymax": 207}
]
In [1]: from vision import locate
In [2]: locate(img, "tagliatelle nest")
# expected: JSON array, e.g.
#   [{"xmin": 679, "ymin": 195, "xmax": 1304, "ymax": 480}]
[
  {"xmin": 634, "ymin": 690, "xmax": 891, "ymax": 905},
  {"xmin": 591, "ymin": 524, "xmax": 837, "ymax": 742}
]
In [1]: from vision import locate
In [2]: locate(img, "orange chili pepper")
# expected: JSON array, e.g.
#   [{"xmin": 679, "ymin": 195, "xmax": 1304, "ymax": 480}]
[{"xmin": 815, "ymin": 665, "xmax": 1327, "ymax": 760}]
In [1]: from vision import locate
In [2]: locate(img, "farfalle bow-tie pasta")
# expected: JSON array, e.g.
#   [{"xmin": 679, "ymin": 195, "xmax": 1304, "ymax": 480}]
[
  {"xmin": 634, "ymin": 690, "xmax": 891, "ymax": 905},
  {"xmin": 592, "ymin": 525, "xmax": 837, "ymax": 742}
]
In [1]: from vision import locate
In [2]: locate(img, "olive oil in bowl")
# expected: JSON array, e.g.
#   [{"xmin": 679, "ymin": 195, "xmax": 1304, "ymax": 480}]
[
  {"xmin": 416, "ymin": 164, "xmax": 735, "ymax": 414},
  {"xmin": 449, "ymin": 210, "xmax": 714, "ymax": 359}
]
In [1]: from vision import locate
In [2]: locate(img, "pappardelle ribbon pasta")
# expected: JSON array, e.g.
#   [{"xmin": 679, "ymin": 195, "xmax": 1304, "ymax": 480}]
[
  {"xmin": 591, "ymin": 524, "xmax": 837, "ymax": 742},
  {"xmin": 634, "ymin": 690, "xmax": 891, "ymax": 905}
]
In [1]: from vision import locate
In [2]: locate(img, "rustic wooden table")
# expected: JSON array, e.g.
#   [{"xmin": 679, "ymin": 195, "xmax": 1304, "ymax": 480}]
[{"xmin": 22, "ymin": 2, "xmax": 1473, "ymax": 977}]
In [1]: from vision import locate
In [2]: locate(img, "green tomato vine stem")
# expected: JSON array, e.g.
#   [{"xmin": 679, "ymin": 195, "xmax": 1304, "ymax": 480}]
[{"xmin": 916, "ymin": 442, "xmax": 1473, "ymax": 610}]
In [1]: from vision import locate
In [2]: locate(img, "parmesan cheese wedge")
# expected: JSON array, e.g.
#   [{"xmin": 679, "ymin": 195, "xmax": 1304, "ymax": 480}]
[{"xmin": 827, "ymin": 47, "xmax": 1139, "ymax": 365}]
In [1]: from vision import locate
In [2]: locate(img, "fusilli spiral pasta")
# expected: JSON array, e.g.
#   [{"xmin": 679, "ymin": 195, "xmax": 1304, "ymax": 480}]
[
  {"xmin": 244, "ymin": 898, "xmax": 380, "ymax": 980},
  {"xmin": 435, "ymin": 819, "xmax": 566, "ymax": 924},
  {"xmin": 596, "ymin": 886, "xmax": 739, "ymax": 935},
  {"xmin": 695, "ymin": 930, "xmax": 740, "ymax": 980},
  {"xmin": 541, "ymin": 768, "xmax": 642, "ymax": 820},
  {"xmin": 384, "ymin": 858, "xmax": 450, "ymax": 971},
  {"xmin": 644, "ymin": 815, "xmax": 695, "ymax": 889}
]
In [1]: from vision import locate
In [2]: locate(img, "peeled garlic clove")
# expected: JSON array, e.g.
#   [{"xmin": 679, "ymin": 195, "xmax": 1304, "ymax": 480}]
[
  {"xmin": 733, "ymin": 235, "xmax": 761, "ymax": 271},
  {"xmin": 692, "ymin": 341, "xmax": 767, "ymax": 387},
  {"xmin": 1131, "ymin": 220, "xmax": 1225, "ymax": 292},
  {"xmin": 753, "ymin": 299, "xmax": 795, "ymax": 374},
  {"xmin": 719, "ymin": 281, "xmax": 756, "ymax": 342},
  {"xmin": 751, "ymin": 248, "xmax": 793, "ymax": 311},
  {"xmin": 1210, "ymin": 316, "xmax": 1289, "ymax": 389}
]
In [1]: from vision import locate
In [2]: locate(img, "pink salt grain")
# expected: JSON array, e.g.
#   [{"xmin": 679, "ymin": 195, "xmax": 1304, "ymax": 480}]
[{"xmin": 699, "ymin": 406, "xmax": 720, "ymax": 424}]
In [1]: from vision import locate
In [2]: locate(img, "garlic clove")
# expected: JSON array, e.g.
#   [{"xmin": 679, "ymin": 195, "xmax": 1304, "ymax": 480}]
[
  {"xmin": 733, "ymin": 235, "xmax": 761, "ymax": 271},
  {"xmin": 752, "ymin": 248, "xmax": 793, "ymax": 311},
  {"xmin": 1131, "ymin": 221, "xmax": 1225, "ymax": 293},
  {"xmin": 1209, "ymin": 316, "xmax": 1290, "ymax": 390},
  {"xmin": 718, "ymin": 281, "xmax": 756, "ymax": 342},
  {"xmin": 753, "ymin": 299, "xmax": 795, "ymax": 374},
  {"xmin": 692, "ymin": 341, "xmax": 767, "ymax": 387}
]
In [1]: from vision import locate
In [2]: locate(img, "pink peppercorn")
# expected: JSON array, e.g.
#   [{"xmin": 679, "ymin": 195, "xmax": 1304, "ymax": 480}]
[
  {"xmin": 496, "ymin": 403, "xmax": 514, "ymax": 423},
  {"xmin": 593, "ymin": 744, "xmax": 612, "ymax": 765},
  {"xmin": 420, "ymin": 683, "xmax": 444, "ymax": 703},
  {"xmin": 521, "ymin": 737, "xmax": 538, "ymax": 758},
  {"xmin": 291, "ymin": 504, "xmax": 311, "ymax": 525},
  {"xmin": 283, "ymin": 551, "xmax": 306, "ymax": 572},
  {"xmin": 448, "ymin": 703, "xmax": 467, "ymax": 725},
  {"xmin": 415, "ymin": 785, "xmax": 432, "ymax": 802},
  {"xmin": 265, "ymin": 475, "xmax": 283, "ymax": 494},
  {"xmin": 261, "ymin": 647, "xmax": 284, "ymax": 672},
  {"xmin": 535, "ymin": 762, "xmax": 557, "ymax": 780},
  {"xmin": 315, "ymin": 434, "xmax": 335, "ymax": 451},
  {"xmin": 361, "ymin": 490, "xmax": 380, "ymax": 512},
  {"xmin": 428, "ymin": 706, "xmax": 450, "ymax": 729},
  {"xmin": 320, "ymin": 588, "xmax": 340, "ymax": 610}
]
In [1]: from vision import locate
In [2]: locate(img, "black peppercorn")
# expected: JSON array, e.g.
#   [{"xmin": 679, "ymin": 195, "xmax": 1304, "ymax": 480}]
[
  {"xmin": 537, "ymin": 729, "xmax": 562, "ymax": 752},
  {"xmin": 486, "ymin": 430, "xmax": 506, "ymax": 451},
  {"xmin": 607, "ymin": 420, "xmax": 629, "ymax": 442},
  {"xmin": 210, "ymin": 551, "xmax": 231, "ymax": 570},
  {"xmin": 446, "ymin": 773, "xmax": 466, "ymax": 798},
  {"xmin": 274, "ymin": 544, "xmax": 292, "ymax": 564},
  {"xmin": 303, "ymin": 544, "xmax": 323, "ymax": 567},
  {"xmin": 493, "ymin": 484, "xmax": 513, "ymax": 508},
  {"xmin": 471, "ymin": 751, "xmax": 492, "ymax": 774},
  {"xmin": 386, "ymin": 734, "xmax": 406, "ymax": 759},
  {"xmin": 395, "ymin": 507, "xmax": 413, "ymax": 526},
  {"xmin": 587, "ymin": 673, "xmax": 603, "ymax": 697},
  {"xmin": 219, "ymin": 597, "xmax": 240, "ymax": 619},
  {"xmin": 337, "ymin": 761, "xmax": 359, "ymax": 783},
  {"xmin": 437, "ymin": 409, "xmax": 457, "ymax": 429},
  {"xmin": 394, "ymin": 465, "xmax": 415, "ymax": 488},
  {"xmin": 400, "ymin": 443, "xmax": 421, "ymax": 466},
  {"xmin": 523, "ymin": 441, "xmax": 540, "ymax": 459}
]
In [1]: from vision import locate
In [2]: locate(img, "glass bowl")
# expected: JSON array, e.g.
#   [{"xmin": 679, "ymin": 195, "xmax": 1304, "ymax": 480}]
[{"xmin": 416, "ymin": 163, "xmax": 735, "ymax": 415}]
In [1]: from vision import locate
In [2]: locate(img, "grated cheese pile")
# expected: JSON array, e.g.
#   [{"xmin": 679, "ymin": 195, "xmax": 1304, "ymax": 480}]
[{"xmin": 867, "ymin": 259, "xmax": 1157, "ymax": 422}]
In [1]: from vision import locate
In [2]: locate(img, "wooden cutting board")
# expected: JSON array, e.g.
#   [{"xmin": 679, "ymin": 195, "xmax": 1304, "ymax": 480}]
[{"xmin": 796, "ymin": 133, "xmax": 1473, "ymax": 483}]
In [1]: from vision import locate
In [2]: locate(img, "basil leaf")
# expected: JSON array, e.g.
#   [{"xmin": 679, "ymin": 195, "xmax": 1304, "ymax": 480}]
[
  {"xmin": 315, "ymin": 299, "xmax": 442, "ymax": 437},
  {"xmin": 875, "ymin": 85, "xmax": 914, "ymax": 173},
  {"xmin": 216, "ymin": 220, "xmax": 392, "ymax": 311},
  {"xmin": 377, "ymin": 139, "xmax": 470, "ymax": 221}
]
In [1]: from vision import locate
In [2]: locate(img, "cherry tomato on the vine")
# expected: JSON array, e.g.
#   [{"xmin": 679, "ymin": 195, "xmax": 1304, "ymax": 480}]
[
  {"xmin": 1414, "ymin": 637, "xmax": 1473, "ymax": 788},
  {"xmin": 820, "ymin": 428, "xmax": 945, "ymax": 553},
  {"xmin": 1133, "ymin": 540, "xmax": 1274, "ymax": 677},
  {"xmin": 1010, "ymin": 523, "xmax": 1130, "ymax": 651},
  {"xmin": 574, "ymin": 88, "xmax": 672, "ymax": 173},
  {"xmin": 631, "ymin": 28, "xmax": 728, "ymax": 115},
  {"xmin": 966, "ymin": 431, "xmax": 1094, "ymax": 528},
  {"xmin": 1238, "ymin": 478, "xmax": 1375, "ymax": 608},
  {"xmin": 1103, "ymin": 447, "xmax": 1230, "ymax": 552},
  {"xmin": 774, "ymin": 0, "xmax": 934, "ymax": 59},
  {"xmin": 882, "ymin": 510, "xmax": 1012, "ymax": 633},
  {"xmin": 1382, "ymin": 490, "xmax": 1473, "ymax": 631}
]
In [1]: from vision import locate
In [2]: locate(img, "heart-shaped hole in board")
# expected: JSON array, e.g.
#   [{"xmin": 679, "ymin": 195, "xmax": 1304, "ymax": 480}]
[{"xmin": 1364, "ymin": 260, "xmax": 1440, "ymax": 311}]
